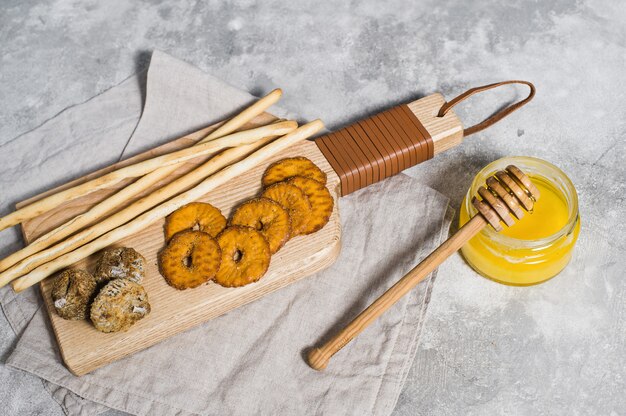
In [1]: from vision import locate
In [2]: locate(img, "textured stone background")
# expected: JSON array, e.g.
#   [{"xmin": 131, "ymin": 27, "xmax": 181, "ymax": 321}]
[{"xmin": 1, "ymin": 0, "xmax": 625, "ymax": 415}]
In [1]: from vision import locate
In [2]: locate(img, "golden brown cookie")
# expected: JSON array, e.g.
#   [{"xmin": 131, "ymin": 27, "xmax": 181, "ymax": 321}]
[
  {"xmin": 51, "ymin": 269, "xmax": 98, "ymax": 320},
  {"xmin": 94, "ymin": 247, "xmax": 146, "ymax": 284},
  {"xmin": 90, "ymin": 279, "xmax": 150, "ymax": 333},
  {"xmin": 165, "ymin": 202, "xmax": 227, "ymax": 242},
  {"xmin": 288, "ymin": 176, "xmax": 334, "ymax": 234},
  {"xmin": 262, "ymin": 157, "xmax": 327, "ymax": 187},
  {"xmin": 230, "ymin": 198, "xmax": 291, "ymax": 254},
  {"xmin": 215, "ymin": 226, "xmax": 271, "ymax": 288},
  {"xmin": 159, "ymin": 230, "xmax": 222, "ymax": 290},
  {"xmin": 261, "ymin": 182, "xmax": 312, "ymax": 236}
]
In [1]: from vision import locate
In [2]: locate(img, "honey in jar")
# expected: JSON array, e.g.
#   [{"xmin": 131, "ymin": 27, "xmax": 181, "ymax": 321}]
[{"xmin": 459, "ymin": 157, "xmax": 580, "ymax": 286}]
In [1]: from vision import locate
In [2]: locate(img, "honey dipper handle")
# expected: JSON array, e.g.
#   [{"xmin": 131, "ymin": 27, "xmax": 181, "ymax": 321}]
[{"xmin": 307, "ymin": 215, "xmax": 487, "ymax": 371}]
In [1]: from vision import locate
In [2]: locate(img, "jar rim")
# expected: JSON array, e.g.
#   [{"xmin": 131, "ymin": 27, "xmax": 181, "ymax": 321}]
[{"xmin": 465, "ymin": 156, "xmax": 579, "ymax": 248}]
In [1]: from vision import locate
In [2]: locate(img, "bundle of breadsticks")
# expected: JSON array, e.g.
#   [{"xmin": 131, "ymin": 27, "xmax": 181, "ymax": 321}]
[{"xmin": 0, "ymin": 89, "xmax": 324, "ymax": 293}]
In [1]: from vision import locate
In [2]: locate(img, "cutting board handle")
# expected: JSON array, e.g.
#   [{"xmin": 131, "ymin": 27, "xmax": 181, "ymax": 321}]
[{"xmin": 315, "ymin": 81, "xmax": 534, "ymax": 196}]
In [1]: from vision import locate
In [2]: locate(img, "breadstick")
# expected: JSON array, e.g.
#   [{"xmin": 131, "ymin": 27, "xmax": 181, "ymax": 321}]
[
  {"xmin": 0, "ymin": 123, "xmax": 285, "ymax": 276},
  {"xmin": 11, "ymin": 120, "xmax": 324, "ymax": 292},
  {"xmin": 0, "ymin": 88, "xmax": 282, "ymax": 232},
  {"xmin": 205, "ymin": 89, "xmax": 283, "ymax": 141},
  {"xmin": 0, "ymin": 121, "xmax": 295, "ymax": 229},
  {"xmin": 0, "ymin": 90, "xmax": 283, "ymax": 273},
  {"xmin": 0, "ymin": 130, "xmax": 283, "ymax": 287}
]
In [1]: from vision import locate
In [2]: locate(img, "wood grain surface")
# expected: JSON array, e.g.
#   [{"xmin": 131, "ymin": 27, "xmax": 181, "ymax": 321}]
[
  {"xmin": 407, "ymin": 93, "xmax": 463, "ymax": 155},
  {"xmin": 17, "ymin": 114, "xmax": 341, "ymax": 376}
]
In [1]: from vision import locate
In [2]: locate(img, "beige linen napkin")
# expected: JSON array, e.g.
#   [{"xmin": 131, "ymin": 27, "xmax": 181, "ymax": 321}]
[{"xmin": 2, "ymin": 51, "xmax": 451, "ymax": 415}]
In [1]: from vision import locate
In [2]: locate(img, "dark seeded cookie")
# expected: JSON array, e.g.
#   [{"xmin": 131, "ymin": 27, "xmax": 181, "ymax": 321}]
[
  {"xmin": 51, "ymin": 269, "xmax": 98, "ymax": 320},
  {"xmin": 94, "ymin": 247, "xmax": 146, "ymax": 284},
  {"xmin": 90, "ymin": 279, "xmax": 150, "ymax": 333}
]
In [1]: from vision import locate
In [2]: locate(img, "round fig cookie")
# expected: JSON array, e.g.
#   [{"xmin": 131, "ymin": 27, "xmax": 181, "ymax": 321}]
[
  {"xmin": 95, "ymin": 247, "xmax": 146, "ymax": 284},
  {"xmin": 51, "ymin": 269, "xmax": 98, "ymax": 320},
  {"xmin": 90, "ymin": 279, "xmax": 151, "ymax": 333}
]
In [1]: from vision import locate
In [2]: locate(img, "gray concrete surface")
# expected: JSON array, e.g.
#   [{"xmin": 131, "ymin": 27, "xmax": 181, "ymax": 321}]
[{"xmin": 1, "ymin": 0, "xmax": 625, "ymax": 415}]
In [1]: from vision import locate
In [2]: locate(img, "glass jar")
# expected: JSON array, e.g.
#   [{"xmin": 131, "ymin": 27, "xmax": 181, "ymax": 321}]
[{"xmin": 459, "ymin": 157, "xmax": 580, "ymax": 286}]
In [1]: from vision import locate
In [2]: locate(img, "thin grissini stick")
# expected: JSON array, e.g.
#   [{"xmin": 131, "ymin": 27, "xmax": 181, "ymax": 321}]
[
  {"xmin": 0, "ymin": 88, "xmax": 282, "ymax": 233},
  {"xmin": 11, "ymin": 120, "xmax": 324, "ymax": 292},
  {"xmin": 0, "ymin": 129, "xmax": 284, "ymax": 287},
  {"xmin": 0, "ymin": 90, "xmax": 283, "ymax": 273},
  {"xmin": 0, "ymin": 123, "xmax": 288, "ymax": 275},
  {"xmin": 204, "ymin": 89, "xmax": 283, "ymax": 142},
  {"xmin": 0, "ymin": 121, "xmax": 296, "ymax": 229}
]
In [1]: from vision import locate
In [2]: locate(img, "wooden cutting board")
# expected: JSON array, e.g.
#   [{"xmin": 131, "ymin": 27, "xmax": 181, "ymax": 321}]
[
  {"xmin": 18, "ymin": 113, "xmax": 342, "ymax": 376},
  {"xmin": 17, "ymin": 91, "xmax": 468, "ymax": 376}
]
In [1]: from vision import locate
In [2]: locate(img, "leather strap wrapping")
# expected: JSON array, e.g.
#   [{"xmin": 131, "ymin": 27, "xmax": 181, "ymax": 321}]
[{"xmin": 316, "ymin": 104, "xmax": 433, "ymax": 196}]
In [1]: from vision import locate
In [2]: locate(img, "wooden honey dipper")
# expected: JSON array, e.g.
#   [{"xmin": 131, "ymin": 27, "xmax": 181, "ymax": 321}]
[{"xmin": 307, "ymin": 164, "xmax": 540, "ymax": 371}]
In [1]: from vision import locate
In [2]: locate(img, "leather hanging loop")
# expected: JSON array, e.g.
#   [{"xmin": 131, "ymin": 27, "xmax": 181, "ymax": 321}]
[{"xmin": 437, "ymin": 80, "xmax": 535, "ymax": 137}]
